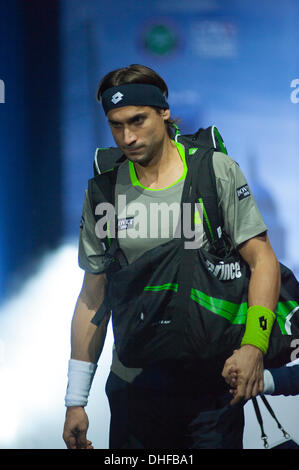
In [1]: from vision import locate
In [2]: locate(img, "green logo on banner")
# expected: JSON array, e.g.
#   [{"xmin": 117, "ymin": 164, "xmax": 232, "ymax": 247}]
[{"xmin": 143, "ymin": 25, "xmax": 178, "ymax": 56}]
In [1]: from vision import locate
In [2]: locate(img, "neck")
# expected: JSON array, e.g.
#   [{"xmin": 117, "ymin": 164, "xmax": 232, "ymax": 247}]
[{"xmin": 133, "ymin": 137, "xmax": 183, "ymax": 189}]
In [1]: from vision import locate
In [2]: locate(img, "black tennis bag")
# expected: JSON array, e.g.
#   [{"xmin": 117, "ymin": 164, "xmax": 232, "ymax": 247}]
[{"xmin": 89, "ymin": 127, "xmax": 299, "ymax": 373}]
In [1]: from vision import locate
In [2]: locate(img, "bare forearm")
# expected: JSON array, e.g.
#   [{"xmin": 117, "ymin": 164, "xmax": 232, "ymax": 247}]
[
  {"xmin": 70, "ymin": 273, "xmax": 110, "ymax": 364},
  {"xmin": 239, "ymin": 234, "xmax": 281, "ymax": 311},
  {"xmin": 71, "ymin": 297, "xmax": 110, "ymax": 364},
  {"xmin": 247, "ymin": 254, "xmax": 281, "ymax": 311},
  {"xmin": 63, "ymin": 273, "xmax": 109, "ymax": 449}
]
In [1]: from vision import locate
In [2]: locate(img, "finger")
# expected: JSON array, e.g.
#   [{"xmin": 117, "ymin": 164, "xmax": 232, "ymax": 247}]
[
  {"xmin": 86, "ymin": 440, "xmax": 94, "ymax": 450},
  {"xmin": 230, "ymin": 392, "xmax": 244, "ymax": 406},
  {"xmin": 249, "ymin": 378, "xmax": 264, "ymax": 398},
  {"xmin": 247, "ymin": 380, "xmax": 259, "ymax": 400},
  {"xmin": 225, "ymin": 369, "xmax": 239, "ymax": 387},
  {"xmin": 76, "ymin": 431, "xmax": 88, "ymax": 449},
  {"xmin": 222, "ymin": 365, "xmax": 237, "ymax": 382},
  {"xmin": 259, "ymin": 377, "xmax": 264, "ymax": 395},
  {"xmin": 67, "ymin": 436, "xmax": 78, "ymax": 449},
  {"xmin": 230, "ymin": 395, "xmax": 240, "ymax": 405},
  {"xmin": 227, "ymin": 375, "xmax": 237, "ymax": 388},
  {"xmin": 230, "ymin": 371, "xmax": 238, "ymax": 381},
  {"xmin": 228, "ymin": 369, "xmax": 237, "ymax": 377},
  {"xmin": 229, "ymin": 385, "xmax": 245, "ymax": 405},
  {"xmin": 254, "ymin": 370, "xmax": 264, "ymax": 397},
  {"xmin": 222, "ymin": 359, "xmax": 235, "ymax": 377},
  {"xmin": 245, "ymin": 370, "xmax": 263, "ymax": 400},
  {"xmin": 243, "ymin": 374, "xmax": 260, "ymax": 401},
  {"xmin": 230, "ymin": 380, "xmax": 246, "ymax": 405}
]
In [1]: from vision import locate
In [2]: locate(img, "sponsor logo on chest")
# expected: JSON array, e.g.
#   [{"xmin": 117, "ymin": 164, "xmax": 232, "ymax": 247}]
[
  {"xmin": 236, "ymin": 184, "xmax": 250, "ymax": 201},
  {"xmin": 205, "ymin": 259, "xmax": 242, "ymax": 280},
  {"xmin": 118, "ymin": 217, "xmax": 134, "ymax": 231}
]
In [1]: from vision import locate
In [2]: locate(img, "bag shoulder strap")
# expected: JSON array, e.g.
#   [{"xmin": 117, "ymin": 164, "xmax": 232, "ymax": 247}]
[
  {"xmin": 87, "ymin": 166, "xmax": 118, "ymax": 254},
  {"xmin": 251, "ymin": 396, "xmax": 290, "ymax": 448},
  {"xmin": 93, "ymin": 147, "xmax": 125, "ymax": 176},
  {"xmin": 88, "ymin": 167, "xmax": 118, "ymax": 210},
  {"xmin": 177, "ymin": 125, "xmax": 228, "ymax": 155},
  {"xmin": 177, "ymin": 127, "xmax": 227, "ymax": 251}
]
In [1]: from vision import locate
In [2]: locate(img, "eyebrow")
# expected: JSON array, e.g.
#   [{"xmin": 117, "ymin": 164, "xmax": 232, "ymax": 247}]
[{"xmin": 108, "ymin": 112, "xmax": 148, "ymax": 126}]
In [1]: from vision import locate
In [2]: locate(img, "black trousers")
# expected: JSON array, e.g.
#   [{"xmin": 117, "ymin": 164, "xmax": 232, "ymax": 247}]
[{"xmin": 105, "ymin": 366, "xmax": 244, "ymax": 449}]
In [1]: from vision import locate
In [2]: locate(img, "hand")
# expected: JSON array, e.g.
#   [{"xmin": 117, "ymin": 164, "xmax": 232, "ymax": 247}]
[
  {"xmin": 63, "ymin": 406, "xmax": 93, "ymax": 449},
  {"xmin": 222, "ymin": 345, "xmax": 264, "ymax": 405}
]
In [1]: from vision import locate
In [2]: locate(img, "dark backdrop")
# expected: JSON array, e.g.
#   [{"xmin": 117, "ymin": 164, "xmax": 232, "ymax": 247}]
[{"xmin": 0, "ymin": 0, "xmax": 62, "ymax": 301}]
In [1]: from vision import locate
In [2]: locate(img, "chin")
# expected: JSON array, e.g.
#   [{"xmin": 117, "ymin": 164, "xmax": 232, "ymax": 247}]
[
  {"xmin": 127, "ymin": 152, "xmax": 152, "ymax": 167},
  {"xmin": 136, "ymin": 156, "xmax": 152, "ymax": 167}
]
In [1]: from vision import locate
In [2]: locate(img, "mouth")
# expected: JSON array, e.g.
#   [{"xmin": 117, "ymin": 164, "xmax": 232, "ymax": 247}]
[{"xmin": 126, "ymin": 147, "xmax": 144, "ymax": 154}]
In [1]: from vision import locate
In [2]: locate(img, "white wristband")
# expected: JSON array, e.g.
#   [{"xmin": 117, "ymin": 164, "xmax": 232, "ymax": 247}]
[
  {"xmin": 263, "ymin": 369, "xmax": 275, "ymax": 395},
  {"xmin": 65, "ymin": 359, "xmax": 97, "ymax": 407}
]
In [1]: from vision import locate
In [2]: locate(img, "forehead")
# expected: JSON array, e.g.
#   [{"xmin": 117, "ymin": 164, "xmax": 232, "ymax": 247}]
[{"xmin": 107, "ymin": 105, "xmax": 153, "ymax": 123}]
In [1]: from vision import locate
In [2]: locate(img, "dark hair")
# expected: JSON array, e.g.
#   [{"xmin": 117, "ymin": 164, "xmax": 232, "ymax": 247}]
[{"xmin": 97, "ymin": 64, "xmax": 179, "ymax": 138}]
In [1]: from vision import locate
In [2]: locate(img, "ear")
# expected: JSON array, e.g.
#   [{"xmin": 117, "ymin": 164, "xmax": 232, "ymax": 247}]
[{"xmin": 160, "ymin": 108, "xmax": 171, "ymax": 121}]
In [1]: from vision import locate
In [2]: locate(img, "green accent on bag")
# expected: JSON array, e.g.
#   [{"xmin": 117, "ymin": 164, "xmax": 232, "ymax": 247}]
[
  {"xmin": 198, "ymin": 198, "xmax": 215, "ymax": 243},
  {"xmin": 213, "ymin": 127, "xmax": 228, "ymax": 155},
  {"xmin": 275, "ymin": 301, "xmax": 299, "ymax": 335},
  {"xmin": 144, "ymin": 283, "xmax": 178, "ymax": 292},
  {"xmin": 190, "ymin": 287, "xmax": 247, "ymax": 324}
]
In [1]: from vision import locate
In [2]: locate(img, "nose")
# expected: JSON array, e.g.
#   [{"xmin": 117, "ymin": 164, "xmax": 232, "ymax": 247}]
[{"xmin": 123, "ymin": 126, "xmax": 137, "ymax": 147}]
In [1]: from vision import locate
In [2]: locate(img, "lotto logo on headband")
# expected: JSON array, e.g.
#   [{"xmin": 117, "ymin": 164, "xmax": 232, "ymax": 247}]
[
  {"xmin": 111, "ymin": 92, "xmax": 124, "ymax": 104},
  {"xmin": 101, "ymin": 84, "xmax": 169, "ymax": 114}
]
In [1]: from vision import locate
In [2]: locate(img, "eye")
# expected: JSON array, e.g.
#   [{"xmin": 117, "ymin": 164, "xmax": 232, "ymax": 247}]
[
  {"xmin": 133, "ymin": 116, "xmax": 145, "ymax": 126},
  {"xmin": 110, "ymin": 122, "xmax": 122, "ymax": 129}
]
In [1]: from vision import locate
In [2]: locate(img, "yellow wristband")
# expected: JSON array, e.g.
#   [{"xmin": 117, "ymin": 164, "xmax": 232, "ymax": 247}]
[{"xmin": 241, "ymin": 305, "xmax": 275, "ymax": 354}]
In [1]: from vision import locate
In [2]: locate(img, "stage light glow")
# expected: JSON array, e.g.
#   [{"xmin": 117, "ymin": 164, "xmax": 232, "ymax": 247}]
[
  {"xmin": 0, "ymin": 243, "xmax": 113, "ymax": 449},
  {"xmin": 0, "ymin": 365, "xmax": 21, "ymax": 443}
]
